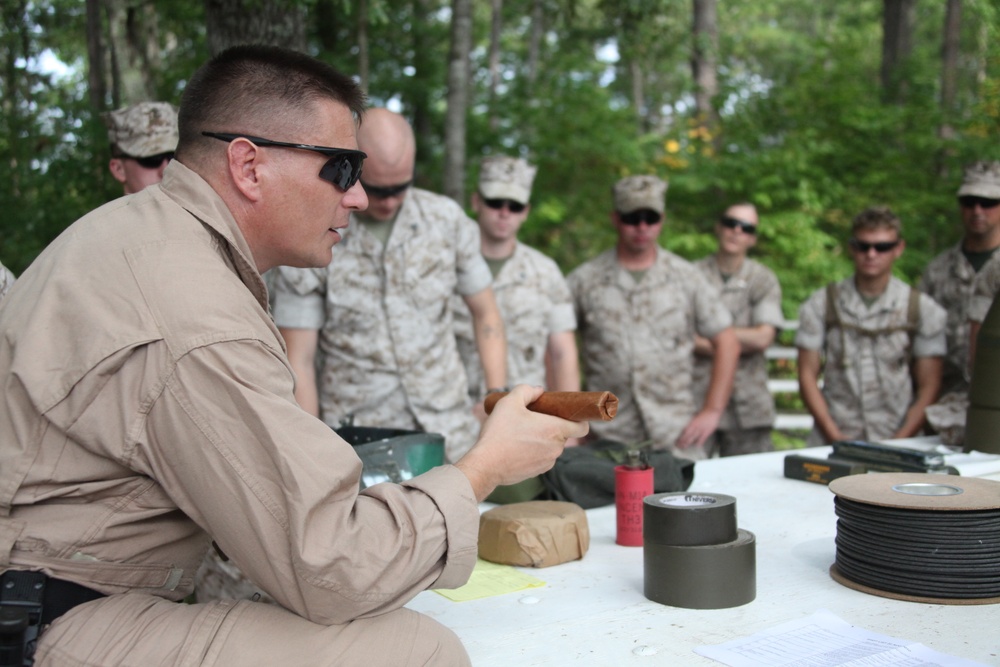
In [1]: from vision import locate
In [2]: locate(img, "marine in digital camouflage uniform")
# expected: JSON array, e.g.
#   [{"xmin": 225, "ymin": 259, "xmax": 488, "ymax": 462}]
[
  {"xmin": 0, "ymin": 262, "xmax": 15, "ymax": 303},
  {"xmin": 797, "ymin": 207, "xmax": 946, "ymax": 446},
  {"xmin": 103, "ymin": 101, "xmax": 178, "ymax": 195},
  {"xmin": 693, "ymin": 203, "xmax": 784, "ymax": 457},
  {"xmin": 453, "ymin": 156, "xmax": 579, "ymax": 403},
  {"xmin": 919, "ymin": 160, "xmax": 1000, "ymax": 396},
  {"xmin": 271, "ymin": 109, "xmax": 507, "ymax": 463},
  {"xmin": 568, "ymin": 175, "xmax": 739, "ymax": 461}
]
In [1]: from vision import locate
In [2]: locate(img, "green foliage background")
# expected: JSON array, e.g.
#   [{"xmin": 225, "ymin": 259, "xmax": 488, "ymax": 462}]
[{"xmin": 1, "ymin": 0, "xmax": 998, "ymax": 327}]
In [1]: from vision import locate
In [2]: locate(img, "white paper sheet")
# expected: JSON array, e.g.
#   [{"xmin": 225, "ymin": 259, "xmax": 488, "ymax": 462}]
[{"xmin": 694, "ymin": 609, "xmax": 990, "ymax": 667}]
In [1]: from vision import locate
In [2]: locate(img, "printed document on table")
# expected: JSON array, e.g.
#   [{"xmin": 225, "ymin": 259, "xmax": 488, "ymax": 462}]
[{"xmin": 695, "ymin": 609, "xmax": 989, "ymax": 667}]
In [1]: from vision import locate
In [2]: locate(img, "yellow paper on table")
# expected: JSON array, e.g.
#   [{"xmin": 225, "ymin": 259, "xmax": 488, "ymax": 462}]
[{"xmin": 433, "ymin": 558, "xmax": 545, "ymax": 602}]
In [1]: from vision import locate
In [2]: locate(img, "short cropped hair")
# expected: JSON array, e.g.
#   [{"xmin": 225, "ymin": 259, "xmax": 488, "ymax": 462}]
[
  {"xmin": 176, "ymin": 44, "xmax": 366, "ymax": 157},
  {"xmin": 851, "ymin": 206, "xmax": 902, "ymax": 237}
]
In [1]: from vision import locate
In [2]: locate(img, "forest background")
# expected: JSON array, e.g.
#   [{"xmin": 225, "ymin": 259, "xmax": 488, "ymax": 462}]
[{"xmin": 1, "ymin": 0, "xmax": 998, "ymax": 324}]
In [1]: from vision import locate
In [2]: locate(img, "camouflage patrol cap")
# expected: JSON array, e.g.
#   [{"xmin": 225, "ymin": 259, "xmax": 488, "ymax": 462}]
[
  {"xmin": 104, "ymin": 102, "xmax": 179, "ymax": 158},
  {"xmin": 478, "ymin": 156, "xmax": 537, "ymax": 205},
  {"xmin": 613, "ymin": 175, "xmax": 668, "ymax": 214},
  {"xmin": 957, "ymin": 160, "xmax": 1000, "ymax": 199}
]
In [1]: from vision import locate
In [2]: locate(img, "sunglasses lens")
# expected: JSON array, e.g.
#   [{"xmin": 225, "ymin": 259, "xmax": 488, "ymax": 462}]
[
  {"xmin": 484, "ymin": 198, "xmax": 526, "ymax": 213},
  {"xmin": 720, "ymin": 217, "xmax": 757, "ymax": 234},
  {"xmin": 320, "ymin": 155, "xmax": 363, "ymax": 191},
  {"xmin": 362, "ymin": 181, "xmax": 412, "ymax": 199},
  {"xmin": 850, "ymin": 239, "xmax": 899, "ymax": 253},
  {"xmin": 620, "ymin": 210, "xmax": 662, "ymax": 226},
  {"xmin": 133, "ymin": 153, "xmax": 173, "ymax": 169},
  {"xmin": 960, "ymin": 196, "xmax": 1000, "ymax": 210}
]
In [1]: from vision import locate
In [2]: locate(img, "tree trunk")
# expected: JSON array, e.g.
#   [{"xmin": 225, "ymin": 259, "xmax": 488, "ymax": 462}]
[
  {"xmin": 443, "ymin": 0, "xmax": 472, "ymax": 203},
  {"xmin": 85, "ymin": 0, "xmax": 107, "ymax": 112},
  {"xmin": 939, "ymin": 0, "xmax": 961, "ymax": 138},
  {"xmin": 935, "ymin": 0, "xmax": 962, "ymax": 176},
  {"xmin": 2, "ymin": 0, "xmax": 28, "ymax": 198},
  {"xmin": 881, "ymin": 0, "xmax": 915, "ymax": 103},
  {"xmin": 630, "ymin": 59, "xmax": 646, "ymax": 134},
  {"xmin": 356, "ymin": 0, "xmax": 369, "ymax": 94},
  {"xmin": 488, "ymin": 0, "xmax": 503, "ymax": 132},
  {"xmin": 527, "ymin": 0, "xmax": 543, "ymax": 89},
  {"xmin": 101, "ymin": 0, "xmax": 163, "ymax": 105},
  {"xmin": 203, "ymin": 0, "xmax": 307, "ymax": 56},
  {"xmin": 411, "ymin": 0, "xmax": 434, "ymax": 171},
  {"xmin": 691, "ymin": 0, "xmax": 719, "ymax": 140}
]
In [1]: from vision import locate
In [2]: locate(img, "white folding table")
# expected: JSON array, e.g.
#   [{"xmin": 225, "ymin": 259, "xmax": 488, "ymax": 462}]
[{"xmin": 406, "ymin": 447, "xmax": 1000, "ymax": 666}]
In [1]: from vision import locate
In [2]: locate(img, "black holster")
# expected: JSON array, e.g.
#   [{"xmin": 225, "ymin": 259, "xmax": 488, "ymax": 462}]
[
  {"xmin": 0, "ymin": 570, "xmax": 105, "ymax": 667},
  {"xmin": 0, "ymin": 571, "xmax": 45, "ymax": 667}
]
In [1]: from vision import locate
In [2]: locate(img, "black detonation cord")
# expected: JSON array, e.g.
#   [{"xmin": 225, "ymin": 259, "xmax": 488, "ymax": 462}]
[{"xmin": 833, "ymin": 496, "xmax": 1000, "ymax": 599}]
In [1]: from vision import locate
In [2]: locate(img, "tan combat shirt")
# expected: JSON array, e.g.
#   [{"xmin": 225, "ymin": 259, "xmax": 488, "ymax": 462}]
[
  {"xmin": 453, "ymin": 242, "xmax": 576, "ymax": 402},
  {"xmin": 692, "ymin": 256, "xmax": 784, "ymax": 431},
  {"xmin": 271, "ymin": 188, "xmax": 491, "ymax": 460},
  {"xmin": 919, "ymin": 245, "xmax": 1000, "ymax": 394},
  {"xmin": 568, "ymin": 247, "xmax": 732, "ymax": 457},
  {"xmin": 796, "ymin": 276, "xmax": 947, "ymax": 445},
  {"xmin": 0, "ymin": 163, "xmax": 478, "ymax": 625}
]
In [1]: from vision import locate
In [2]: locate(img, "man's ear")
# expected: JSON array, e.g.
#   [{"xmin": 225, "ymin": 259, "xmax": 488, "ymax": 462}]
[
  {"xmin": 108, "ymin": 158, "xmax": 127, "ymax": 184},
  {"xmin": 227, "ymin": 139, "xmax": 264, "ymax": 203},
  {"xmin": 470, "ymin": 191, "xmax": 481, "ymax": 210}
]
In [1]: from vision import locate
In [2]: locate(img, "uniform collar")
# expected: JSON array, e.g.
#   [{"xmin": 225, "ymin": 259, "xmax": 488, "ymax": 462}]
[{"xmin": 159, "ymin": 161, "xmax": 270, "ymax": 310}]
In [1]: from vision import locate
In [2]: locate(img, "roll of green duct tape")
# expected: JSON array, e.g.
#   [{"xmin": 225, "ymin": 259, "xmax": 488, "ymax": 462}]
[
  {"xmin": 643, "ymin": 492, "xmax": 738, "ymax": 546},
  {"xmin": 643, "ymin": 529, "xmax": 757, "ymax": 609}
]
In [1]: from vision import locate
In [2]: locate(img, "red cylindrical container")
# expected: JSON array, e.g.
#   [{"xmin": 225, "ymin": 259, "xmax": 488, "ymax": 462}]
[{"xmin": 615, "ymin": 464, "xmax": 655, "ymax": 546}]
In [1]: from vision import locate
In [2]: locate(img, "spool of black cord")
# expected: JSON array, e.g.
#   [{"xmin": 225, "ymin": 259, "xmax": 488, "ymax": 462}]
[{"xmin": 828, "ymin": 473, "xmax": 1000, "ymax": 605}]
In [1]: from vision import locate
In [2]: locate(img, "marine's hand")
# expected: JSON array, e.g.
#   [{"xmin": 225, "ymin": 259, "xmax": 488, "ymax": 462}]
[
  {"xmin": 455, "ymin": 384, "xmax": 589, "ymax": 502},
  {"xmin": 675, "ymin": 408, "xmax": 721, "ymax": 449}
]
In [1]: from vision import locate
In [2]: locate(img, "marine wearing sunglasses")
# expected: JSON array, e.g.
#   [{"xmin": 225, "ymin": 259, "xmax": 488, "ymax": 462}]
[{"xmin": 202, "ymin": 132, "xmax": 366, "ymax": 191}]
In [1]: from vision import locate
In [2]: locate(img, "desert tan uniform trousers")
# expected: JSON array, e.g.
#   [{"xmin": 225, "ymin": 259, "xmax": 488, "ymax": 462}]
[{"xmin": 36, "ymin": 594, "xmax": 469, "ymax": 667}]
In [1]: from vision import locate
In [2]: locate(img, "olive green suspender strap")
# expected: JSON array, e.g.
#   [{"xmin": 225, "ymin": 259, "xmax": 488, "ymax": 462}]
[{"xmin": 824, "ymin": 282, "xmax": 921, "ymax": 366}]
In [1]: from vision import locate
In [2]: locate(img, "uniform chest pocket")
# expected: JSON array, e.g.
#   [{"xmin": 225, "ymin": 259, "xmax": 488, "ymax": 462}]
[
  {"xmin": 872, "ymin": 329, "xmax": 913, "ymax": 370},
  {"xmin": 399, "ymin": 250, "xmax": 454, "ymax": 311},
  {"xmin": 327, "ymin": 288, "xmax": 383, "ymax": 331},
  {"xmin": 503, "ymin": 298, "xmax": 548, "ymax": 367},
  {"xmin": 502, "ymin": 285, "xmax": 548, "ymax": 332},
  {"xmin": 641, "ymin": 291, "xmax": 689, "ymax": 340}
]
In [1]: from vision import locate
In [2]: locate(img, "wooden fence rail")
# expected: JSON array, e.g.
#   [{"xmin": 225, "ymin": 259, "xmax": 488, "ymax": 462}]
[{"xmin": 765, "ymin": 321, "xmax": 814, "ymax": 432}]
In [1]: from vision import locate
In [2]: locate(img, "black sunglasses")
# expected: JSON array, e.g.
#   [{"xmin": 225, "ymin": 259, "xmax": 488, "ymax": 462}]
[
  {"xmin": 958, "ymin": 195, "xmax": 1000, "ymax": 210},
  {"xmin": 118, "ymin": 151, "xmax": 174, "ymax": 169},
  {"xmin": 719, "ymin": 216, "xmax": 758, "ymax": 234},
  {"xmin": 202, "ymin": 132, "xmax": 366, "ymax": 191},
  {"xmin": 619, "ymin": 209, "xmax": 662, "ymax": 226},
  {"xmin": 362, "ymin": 179, "xmax": 413, "ymax": 200},
  {"xmin": 481, "ymin": 195, "xmax": 527, "ymax": 214},
  {"xmin": 849, "ymin": 238, "xmax": 900, "ymax": 254}
]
